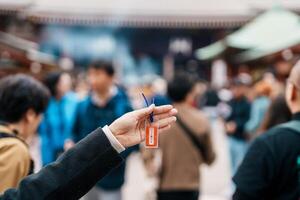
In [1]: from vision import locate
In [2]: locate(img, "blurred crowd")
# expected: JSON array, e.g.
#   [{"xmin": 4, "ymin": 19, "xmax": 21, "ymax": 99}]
[{"xmin": 1, "ymin": 57, "xmax": 300, "ymax": 200}]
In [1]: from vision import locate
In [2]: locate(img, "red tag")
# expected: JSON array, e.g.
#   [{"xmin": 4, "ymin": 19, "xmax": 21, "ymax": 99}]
[{"xmin": 145, "ymin": 125, "xmax": 158, "ymax": 148}]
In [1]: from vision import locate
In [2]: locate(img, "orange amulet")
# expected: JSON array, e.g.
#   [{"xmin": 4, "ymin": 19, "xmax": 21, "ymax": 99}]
[{"xmin": 145, "ymin": 125, "xmax": 158, "ymax": 148}]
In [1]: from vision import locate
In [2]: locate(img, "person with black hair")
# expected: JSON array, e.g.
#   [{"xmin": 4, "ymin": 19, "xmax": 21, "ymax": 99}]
[
  {"xmin": 39, "ymin": 72, "xmax": 78, "ymax": 165},
  {"xmin": 156, "ymin": 73, "xmax": 215, "ymax": 200},
  {"xmin": 71, "ymin": 61, "xmax": 133, "ymax": 200},
  {"xmin": 0, "ymin": 74, "xmax": 50, "ymax": 193}
]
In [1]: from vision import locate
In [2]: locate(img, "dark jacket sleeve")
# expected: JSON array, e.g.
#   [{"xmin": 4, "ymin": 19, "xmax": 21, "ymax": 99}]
[
  {"xmin": 233, "ymin": 188, "xmax": 259, "ymax": 200},
  {"xmin": 1, "ymin": 127, "xmax": 123, "ymax": 200},
  {"xmin": 71, "ymin": 102, "xmax": 82, "ymax": 143}
]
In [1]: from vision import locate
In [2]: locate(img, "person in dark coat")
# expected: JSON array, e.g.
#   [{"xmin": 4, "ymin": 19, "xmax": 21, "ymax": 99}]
[
  {"xmin": 233, "ymin": 61, "xmax": 300, "ymax": 199},
  {"xmin": 0, "ymin": 74, "xmax": 177, "ymax": 200}
]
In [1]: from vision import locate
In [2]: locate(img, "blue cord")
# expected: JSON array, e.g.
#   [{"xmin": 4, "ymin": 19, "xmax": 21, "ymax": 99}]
[{"xmin": 142, "ymin": 93, "xmax": 154, "ymax": 123}]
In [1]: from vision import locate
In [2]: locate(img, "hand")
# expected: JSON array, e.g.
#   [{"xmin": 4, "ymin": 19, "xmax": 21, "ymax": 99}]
[
  {"xmin": 109, "ymin": 104, "xmax": 177, "ymax": 148},
  {"xmin": 226, "ymin": 121, "xmax": 237, "ymax": 134}
]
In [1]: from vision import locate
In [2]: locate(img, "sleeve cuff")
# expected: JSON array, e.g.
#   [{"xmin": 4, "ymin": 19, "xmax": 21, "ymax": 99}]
[{"xmin": 102, "ymin": 125, "xmax": 126, "ymax": 153}]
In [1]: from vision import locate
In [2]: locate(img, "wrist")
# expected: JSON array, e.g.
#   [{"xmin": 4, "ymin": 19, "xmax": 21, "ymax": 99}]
[
  {"xmin": 114, "ymin": 135, "xmax": 128, "ymax": 148},
  {"xmin": 109, "ymin": 123, "xmax": 118, "ymax": 137},
  {"xmin": 108, "ymin": 124, "xmax": 127, "ymax": 147},
  {"xmin": 103, "ymin": 125, "xmax": 126, "ymax": 152}
]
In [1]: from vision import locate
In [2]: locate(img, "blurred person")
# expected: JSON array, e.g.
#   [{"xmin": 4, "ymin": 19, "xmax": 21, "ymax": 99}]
[
  {"xmin": 274, "ymin": 60, "xmax": 293, "ymax": 82},
  {"xmin": 72, "ymin": 61, "xmax": 133, "ymax": 200},
  {"xmin": 39, "ymin": 72, "xmax": 78, "ymax": 165},
  {"xmin": 265, "ymin": 60, "xmax": 293, "ymax": 98},
  {"xmin": 225, "ymin": 78, "xmax": 251, "ymax": 174},
  {"xmin": 202, "ymin": 88, "xmax": 220, "ymax": 107},
  {"xmin": 217, "ymin": 88, "xmax": 232, "ymax": 119},
  {"xmin": 0, "ymin": 75, "xmax": 50, "ymax": 193},
  {"xmin": 193, "ymin": 80, "xmax": 208, "ymax": 108},
  {"xmin": 156, "ymin": 73, "xmax": 215, "ymax": 200},
  {"xmin": 245, "ymin": 80, "xmax": 272, "ymax": 136},
  {"xmin": 0, "ymin": 103, "xmax": 177, "ymax": 199},
  {"xmin": 201, "ymin": 85, "xmax": 221, "ymax": 119},
  {"xmin": 263, "ymin": 72, "xmax": 284, "ymax": 98},
  {"xmin": 262, "ymin": 72, "xmax": 285, "ymax": 99},
  {"xmin": 151, "ymin": 77, "xmax": 171, "ymax": 106},
  {"xmin": 233, "ymin": 61, "xmax": 300, "ymax": 199},
  {"xmin": 239, "ymin": 73, "xmax": 255, "ymax": 102},
  {"xmin": 217, "ymin": 85, "xmax": 233, "ymax": 119},
  {"xmin": 75, "ymin": 72, "xmax": 89, "ymax": 100},
  {"xmin": 258, "ymin": 95, "xmax": 292, "ymax": 134},
  {"xmin": 142, "ymin": 75, "xmax": 170, "ymax": 106}
]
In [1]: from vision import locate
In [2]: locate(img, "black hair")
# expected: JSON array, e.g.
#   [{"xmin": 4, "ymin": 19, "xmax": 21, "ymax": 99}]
[
  {"xmin": 0, "ymin": 74, "xmax": 50, "ymax": 123},
  {"xmin": 89, "ymin": 60, "xmax": 115, "ymax": 76},
  {"xmin": 259, "ymin": 95, "xmax": 292, "ymax": 132},
  {"xmin": 43, "ymin": 72, "xmax": 63, "ymax": 97},
  {"xmin": 167, "ymin": 72, "xmax": 196, "ymax": 103}
]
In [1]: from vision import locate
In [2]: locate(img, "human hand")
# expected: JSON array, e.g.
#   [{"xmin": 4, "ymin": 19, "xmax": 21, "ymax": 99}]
[{"xmin": 109, "ymin": 105, "xmax": 177, "ymax": 148}]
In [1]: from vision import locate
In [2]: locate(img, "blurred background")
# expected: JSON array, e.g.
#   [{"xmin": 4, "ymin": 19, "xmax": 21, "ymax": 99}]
[{"xmin": 0, "ymin": 0, "xmax": 300, "ymax": 200}]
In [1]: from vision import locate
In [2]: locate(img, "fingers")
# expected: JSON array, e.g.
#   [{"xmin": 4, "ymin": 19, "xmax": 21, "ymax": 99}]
[
  {"xmin": 153, "ymin": 116, "xmax": 177, "ymax": 128},
  {"xmin": 153, "ymin": 105, "xmax": 174, "ymax": 115},
  {"xmin": 159, "ymin": 124, "xmax": 172, "ymax": 132},
  {"xmin": 134, "ymin": 104, "xmax": 155, "ymax": 120},
  {"xmin": 153, "ymin": 108, "xmax": 177, "ymax": 121},
  {"xmin": 134, "ymin": 104, "xmax": 174, "ymax": 120}
]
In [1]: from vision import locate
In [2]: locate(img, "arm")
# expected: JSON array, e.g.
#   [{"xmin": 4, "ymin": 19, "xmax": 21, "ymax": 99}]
[
  {"xmin": 198, "ymin": 117, "xmax": 216, "ymax": 165},
  {"xmin": 200, "ymin": 129, "xmax": 216, "ymax": 165},
  {"xmin": 71, "ymin": 104, "xmax": 81, "ymax": 143},
  {"xmin": 233, "ymin": 189, "xmax": 259, "ymax": 200},
  {"xmin": 233, "ymin": 137, "xmax": 275, "ymax": 199},
  {"xmin": 1, "ymin": 105, "xmax": 177, "ymax": 200},
  {"xmin": 2, "ymin": 128, "xmax": 123, "ymax": 200}
]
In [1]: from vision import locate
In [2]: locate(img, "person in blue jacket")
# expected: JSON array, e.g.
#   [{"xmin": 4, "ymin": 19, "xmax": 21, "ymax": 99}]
[
  {"xmin": 71, "ymin": 61, "xmax": 134, "ymax": 200},
  {"xmin": 39, "ymin": 72, "xmax": 78, "ymax": 165}
]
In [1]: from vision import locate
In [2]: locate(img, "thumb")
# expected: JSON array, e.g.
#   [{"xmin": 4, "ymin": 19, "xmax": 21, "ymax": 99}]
[{"xmin": 135, "ymin": 104, "xmax": 155, "ymax": 120}]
